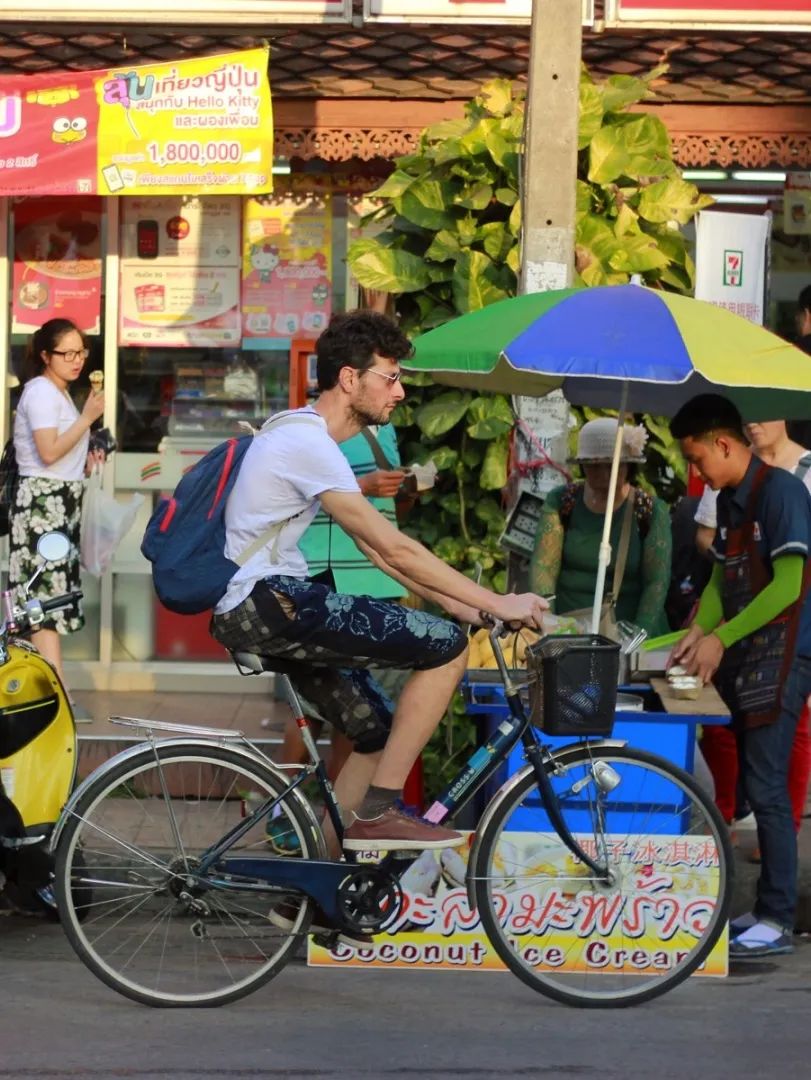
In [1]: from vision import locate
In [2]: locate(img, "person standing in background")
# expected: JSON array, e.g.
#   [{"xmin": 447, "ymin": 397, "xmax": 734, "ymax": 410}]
[
  {"xmin": 787, "ymin": 284, "xmax": 811, "ymax": 448},
  {"xmin": 10, "ymin": 319, "xmax": 104, "ymax": 710},
  {"xmin": 671, "ymin": 394, "xmax": 811, "ymax": 960},
  {"xmin": 692, "ymin": 418, "xmax": 811, "ymax": 835}
]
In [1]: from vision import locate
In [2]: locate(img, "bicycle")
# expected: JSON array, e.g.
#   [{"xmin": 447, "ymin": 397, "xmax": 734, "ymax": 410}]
[{"xmin": 52, "ymin": 622, "xmax": 733, "ymax": 1009}]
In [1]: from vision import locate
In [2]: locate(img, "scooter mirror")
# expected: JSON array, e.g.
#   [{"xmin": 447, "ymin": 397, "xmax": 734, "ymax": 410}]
[{"xmin": 36, "ymin": 531, "xmax": 71, "ymax": 565}]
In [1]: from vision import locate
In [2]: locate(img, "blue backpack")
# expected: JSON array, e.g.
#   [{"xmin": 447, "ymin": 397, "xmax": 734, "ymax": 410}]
[{"xmin": 142, "ymin": 413, "xmax": 317, "ymax": 615}]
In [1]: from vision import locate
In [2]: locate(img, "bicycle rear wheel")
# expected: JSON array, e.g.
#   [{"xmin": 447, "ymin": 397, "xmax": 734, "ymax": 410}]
[
  {"xmin": 472, "ymin": 744, "xmax": 733, "ymax": 1008},
  {"xmin": 54, "ymin": 743, "xmax": 323, "ymax": 1007}
]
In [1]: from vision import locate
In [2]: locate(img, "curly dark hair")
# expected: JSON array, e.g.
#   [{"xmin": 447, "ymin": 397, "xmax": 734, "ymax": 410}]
[
  {"xmin": 315, "ymin": 310, "xmax": 413, "ymax": 391},
  {"xmin": 20, "ymin": 318, "xmax": 86, "ymax": 385},
  {"xmin": 670, "ymin": 393, "xmax": 746, "ymax": 443}
]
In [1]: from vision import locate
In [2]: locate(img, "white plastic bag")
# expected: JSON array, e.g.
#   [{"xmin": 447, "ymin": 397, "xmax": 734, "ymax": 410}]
[{"xmin": 80, "ymin": 468, "xmax": 144, "ymax": 577}]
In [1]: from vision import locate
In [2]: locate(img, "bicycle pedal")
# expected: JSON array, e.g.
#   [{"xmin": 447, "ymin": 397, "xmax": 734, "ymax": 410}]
[{"xmin": 311, "ymin": 930, "xmax": 340, "ymax": 949}]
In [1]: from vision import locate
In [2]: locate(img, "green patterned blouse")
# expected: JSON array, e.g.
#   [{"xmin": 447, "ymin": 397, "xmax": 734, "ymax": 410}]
[{"xmin": 529, "ymin": 483, "xmax": 673, "ymax": 637}]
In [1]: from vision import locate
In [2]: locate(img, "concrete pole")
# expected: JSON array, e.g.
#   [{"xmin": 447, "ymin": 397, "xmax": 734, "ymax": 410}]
[
  {"xmin": 519, "ymin": 0, "xmax": 582, "ymax": 294},
  {"xmin": 510, "ymin": 1, "xmax": 583, "ymax": 591}
]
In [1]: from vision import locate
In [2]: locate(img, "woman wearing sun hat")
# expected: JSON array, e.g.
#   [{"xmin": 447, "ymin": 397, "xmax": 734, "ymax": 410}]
[{"xmin": 530, "ymin": 417, "xmax": 672, "ymax": 637}]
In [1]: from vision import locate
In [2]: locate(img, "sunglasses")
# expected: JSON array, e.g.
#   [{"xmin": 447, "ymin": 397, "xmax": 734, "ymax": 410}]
[{"xmin": 364, "ymin": 367, "xmax": 402, "ymax": 383}]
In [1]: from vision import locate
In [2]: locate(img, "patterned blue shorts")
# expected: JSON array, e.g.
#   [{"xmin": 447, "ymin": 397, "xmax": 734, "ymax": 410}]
[{"xmin": 211, "ymin": 576, "xmax": 467, "ymax": 753}]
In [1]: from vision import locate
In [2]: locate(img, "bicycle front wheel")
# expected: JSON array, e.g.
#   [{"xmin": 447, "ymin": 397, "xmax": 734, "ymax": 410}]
[
  {"xmin": 472, "ymin": 744, "xmax": 733, "ymax": 1008},
  {"xmin": 55, "ymin": 743, "xmax": 322, "ymax": 1008}
]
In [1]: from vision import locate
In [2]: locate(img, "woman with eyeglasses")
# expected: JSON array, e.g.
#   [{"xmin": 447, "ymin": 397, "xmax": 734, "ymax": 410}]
[{"xmin": 10, "ymin": 318, "xmax": 105, "ymax": 696}]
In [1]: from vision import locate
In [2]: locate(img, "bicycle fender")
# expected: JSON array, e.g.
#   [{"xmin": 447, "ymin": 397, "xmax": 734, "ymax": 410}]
[
  {"xmin": 49, "ymin": 736, "xmax": 327, "ymax": 859},
  {"xmin": 464, "ymin": 738, "xmax": 627, "ymax": 913}
]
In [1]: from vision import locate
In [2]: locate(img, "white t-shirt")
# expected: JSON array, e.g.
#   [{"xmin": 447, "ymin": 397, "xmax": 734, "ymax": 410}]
[
  {"xmin": 215, "ymin": 407, "xmax": 361, "ymax": 614},
  {"xmin": 694, "ymin": 452, "xmax": 811, "ymax": 529},
  {"xmin": 14, "ymin": 376, "xmax": 89, "ymax": 482}
]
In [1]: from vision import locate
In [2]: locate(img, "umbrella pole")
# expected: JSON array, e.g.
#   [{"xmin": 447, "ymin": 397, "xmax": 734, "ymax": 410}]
[{"xmin": 590, "ymin": 383, "xmax": 629, "ymax": 635}]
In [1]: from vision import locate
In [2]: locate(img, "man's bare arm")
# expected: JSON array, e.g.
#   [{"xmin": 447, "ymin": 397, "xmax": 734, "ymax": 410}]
[
  {"xmin": 320, "ymin": 490, "xmax": 547, "ymax": 627},
  {"xmin": 353, "ymin": 535, "xmax": 483, "ymax": 624}
]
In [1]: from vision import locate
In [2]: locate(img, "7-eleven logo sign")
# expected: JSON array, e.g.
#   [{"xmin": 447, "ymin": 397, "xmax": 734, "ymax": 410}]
[{"xmin": 723, "ymin": 250, "xmax": 744, "ymax": 287}]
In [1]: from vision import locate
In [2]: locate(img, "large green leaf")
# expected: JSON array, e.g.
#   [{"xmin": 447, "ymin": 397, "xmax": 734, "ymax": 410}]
[
  {"xmin": 576, "ymin": 180, "xmax": 593, "ymax": 221},
  {"xmin": 601, "ymin": 74, "xmax": 652, "ymax": 114},
  {"xmin": 638, "ymin": 177, "xmax": 716, "ymax": 224},
  {"xmin": 393, "ymin": 180, "xmax": 458, "ymax": 231},
  {"xmin": 588, "ymin": 115, "xmax": 672, "ymax": 184},
  {"xmin": 609, "ymin": 233, "xmax": 670, "ymax": 272},
  {"xmin": 429, "ymin": 446, "xmax": 459, "ymax": 471},
  {"xmin": 347, "ymin": 239, "xmax": 433, "ymax": 293},
  {"xmin": 495, "ymin": 187, "xmax": 518, "ymax": 207},
  {"xmin": 466, "ymin": 394, "xmax": 514, "ymax": 439},
  {"xmin": 457, "ymin": 214, "xmax": 478, "ymax": 247},
  {"xmin": 578, "ymin": 78, "xmax": 604, "ymax": 149},
  {"xmin": 480, "ymin": 435, "xmax": 510, "ymax": 490},
  {"xmin": 452, "ymin": 250, "xmax": 511, "ymax": 313},
  {"xmin": 508, "ymin": 200, "xmax": 522, "ymax": 237},
  {"xmin": 424, "ymin": 229, "xmax": 461, "ymax": 262},
  {"xmin": 431, "ymin": 139, "xmax": 465, "ymax": 167},
  {"xmin": 456, "ymin": 182, "xmax": 493, "ymax": 211},
  {"xmin": 373, "ymin": 169, "xmax": 417, "ymax": 199},
  {"xmin": 473, "ymin": 496, "xmax": 506, "ymax": 530},
  {"xmin": 423, "ymin": 117, "xmax": 471, "ymax": 143},
  {"xmin": 482, "ymin": 121, "xmax": 513, "ymax": 168},
  {"xmin": 477, "ymin": 221, "xmax": 513, "ymax": 262},
  {"xmin": 478, "ymin": 78, "xmax": 514, "ymax": 118},
  {"xmin": 613, "ymin": 202, "xmax": 641, "ymax": 237},
  {"xmin": 414, "ymin": 390, "xmax": 472, "ymax": 438}
]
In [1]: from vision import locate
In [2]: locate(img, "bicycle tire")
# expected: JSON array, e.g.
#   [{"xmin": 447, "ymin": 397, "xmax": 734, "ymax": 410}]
[
  {"xmin": 471, "ymin": 744, "xmax": 733, "ymax": 1008},
  {"xmin": 54, "ymin": 742, "xmax": 322, "ymax": 1008}
]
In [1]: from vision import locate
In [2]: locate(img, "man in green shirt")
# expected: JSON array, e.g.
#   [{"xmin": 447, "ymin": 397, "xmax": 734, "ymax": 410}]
[{"xmin": 301, "ymin": 424, "xmax": 408, "ymax": 600}]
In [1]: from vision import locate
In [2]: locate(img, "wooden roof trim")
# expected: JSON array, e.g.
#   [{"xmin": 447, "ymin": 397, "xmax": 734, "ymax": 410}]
[{"xmin": 273, "ymin": 100, "xmax": 811, "ymax": 168}]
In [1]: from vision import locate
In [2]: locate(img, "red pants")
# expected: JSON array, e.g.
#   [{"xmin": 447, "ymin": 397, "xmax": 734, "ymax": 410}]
[{"xmin": 701, "ymin": 702, "xmax": 811, "ymax": 830}]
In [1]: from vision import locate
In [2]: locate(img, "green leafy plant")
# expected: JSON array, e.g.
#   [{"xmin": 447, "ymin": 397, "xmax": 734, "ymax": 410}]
[{"xmin": 348, "ymin": 66, "xmax": 709, "ymax": 795}]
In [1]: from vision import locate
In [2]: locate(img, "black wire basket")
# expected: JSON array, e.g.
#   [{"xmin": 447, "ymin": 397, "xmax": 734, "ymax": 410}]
[{"xmin": 526, "ymin": 634, "xmax": 621, "ymax": 736}]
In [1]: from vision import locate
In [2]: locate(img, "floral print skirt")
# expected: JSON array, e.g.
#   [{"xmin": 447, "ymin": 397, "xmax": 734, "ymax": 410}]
[{"xmin": 8, "ymin": 476, "xmax": 84, "ymax": 635}]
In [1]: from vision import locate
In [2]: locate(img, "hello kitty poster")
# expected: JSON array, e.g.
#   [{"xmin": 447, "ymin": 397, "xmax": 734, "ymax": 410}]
[{"xmin": 241, "ymin": 194, "xmax": 332, "ymax": 345}]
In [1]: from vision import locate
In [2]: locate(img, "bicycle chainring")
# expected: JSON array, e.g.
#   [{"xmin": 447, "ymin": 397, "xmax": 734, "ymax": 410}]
[{"xmin": 336, "ymin": 866, "xmax": 403, "ymax": 933}]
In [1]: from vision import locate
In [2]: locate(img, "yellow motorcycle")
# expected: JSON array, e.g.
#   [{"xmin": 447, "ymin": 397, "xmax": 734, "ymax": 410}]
[{"xmin": 0, "ymin": 532, "xmax": 84, "ymax": 916}]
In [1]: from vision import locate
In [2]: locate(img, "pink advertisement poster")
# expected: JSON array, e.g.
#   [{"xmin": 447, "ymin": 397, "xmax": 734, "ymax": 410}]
[
  {"xmin": 12, "ymin": 196, "xmax": 102, "ymax": 334},
  {"xmin": 241, "ymin": 195, "xmax": 332, "ymax": 345}
]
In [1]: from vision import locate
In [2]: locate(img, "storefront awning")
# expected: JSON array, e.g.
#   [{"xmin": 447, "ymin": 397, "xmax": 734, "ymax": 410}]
[{"xmin": 0, "ymin": 48, "xmax": 272, "ymax": 197}]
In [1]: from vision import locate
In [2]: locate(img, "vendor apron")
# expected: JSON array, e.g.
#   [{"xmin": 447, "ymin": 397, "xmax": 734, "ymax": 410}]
[{"xmin": 714, "ymin": 463, "xmax": 811, "ymax": 729}]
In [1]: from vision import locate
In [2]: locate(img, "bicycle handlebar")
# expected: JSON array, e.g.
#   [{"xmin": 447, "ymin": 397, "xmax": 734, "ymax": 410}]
[{"xmin": 40, "ymin": 590, "xmax": 84, "ymax": 615}]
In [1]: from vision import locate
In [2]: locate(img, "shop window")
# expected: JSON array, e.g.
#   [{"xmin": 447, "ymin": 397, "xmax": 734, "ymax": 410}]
[{"xmin": 117, "ymin": 347, "xmax": 291, "ymax": 452}]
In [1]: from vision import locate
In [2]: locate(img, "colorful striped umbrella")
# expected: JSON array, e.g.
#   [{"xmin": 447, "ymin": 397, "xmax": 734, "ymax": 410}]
[
  {"xmin": 407, "ymin": 285, "xmax": 811, "ymax": 631},
  {"xmin": 407, "ymin": 285, "xmax": 811, "ymax": 420}
]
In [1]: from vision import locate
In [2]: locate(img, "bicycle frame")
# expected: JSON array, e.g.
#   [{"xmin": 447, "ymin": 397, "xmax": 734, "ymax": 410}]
[{"xmin": 54, "ymin": 625, "xmax": 615, "ymax": 926}]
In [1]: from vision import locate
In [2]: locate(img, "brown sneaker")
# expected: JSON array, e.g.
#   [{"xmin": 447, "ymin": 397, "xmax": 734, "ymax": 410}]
[{"xmin": 343, "ymin": 803, "xmax": 465, "ymax": 852}]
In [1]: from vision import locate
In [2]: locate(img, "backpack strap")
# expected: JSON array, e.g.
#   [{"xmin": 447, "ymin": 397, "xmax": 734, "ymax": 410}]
[
  {"xmin": 234, "ymin": 412, "xmax": 323, "ymax": 567},
  {"xmin": 358, "ymin": 426, "xmax": 395, "ymax": 471}
]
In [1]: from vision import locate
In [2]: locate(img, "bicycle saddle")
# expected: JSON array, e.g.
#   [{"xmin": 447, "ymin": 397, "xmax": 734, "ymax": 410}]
[{"xmin": 231, "ymin": 651, "xmax": 276, "ymax": 675}]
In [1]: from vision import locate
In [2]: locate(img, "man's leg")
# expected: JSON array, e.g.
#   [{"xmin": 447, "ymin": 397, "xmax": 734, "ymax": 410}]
[
  {"xmin": 212, "ymin": 580, "xmax": 469, "ymax": 850},
  {"xmin": 732, "ymin": 658, "xmax": 811, "ymax": 956},
  {"xmin": 369, "ymin": 652, "xmax": 468, "ymax": 789},
  {"xmin": 787, "ymin": 700, "xmax": 811, "ymax": 832}
]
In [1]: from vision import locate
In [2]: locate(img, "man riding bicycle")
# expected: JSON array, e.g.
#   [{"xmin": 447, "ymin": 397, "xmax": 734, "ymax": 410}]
[{"xmin": 210, "ymin": 311, "xmax": 548, "ymax": 865}]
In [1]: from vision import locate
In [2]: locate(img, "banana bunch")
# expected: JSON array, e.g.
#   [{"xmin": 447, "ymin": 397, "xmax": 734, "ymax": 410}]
[{"xmin": 467, "ymin": 626, "xmax": 542, "ymax": 671}]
